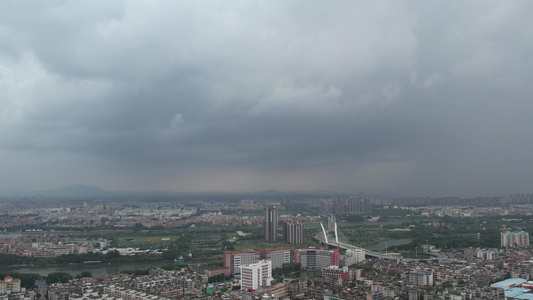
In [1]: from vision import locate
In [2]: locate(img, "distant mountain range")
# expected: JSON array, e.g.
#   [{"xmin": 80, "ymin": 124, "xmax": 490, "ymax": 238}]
[
  {"xmin": 39, "ymin": 184, "xmax": 114, "ymax": 197},
  {"xmin": 5, "ymin": 184, "xmax": 385, "ymax": 199}
]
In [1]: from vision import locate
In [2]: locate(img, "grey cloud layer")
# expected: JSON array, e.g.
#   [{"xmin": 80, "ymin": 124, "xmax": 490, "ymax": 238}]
[{"xmin": 1, "ymin": 1, "xmax": 532, "ymax": 195}]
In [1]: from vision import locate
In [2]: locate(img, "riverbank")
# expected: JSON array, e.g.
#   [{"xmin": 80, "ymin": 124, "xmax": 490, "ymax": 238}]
[
  {"xmin": 365, "ymin": 238, "xmax": 413, "ymax": 251},
  {"xmin": 6, "ymin": 260, "xmax": 175, "ymax": 277}
]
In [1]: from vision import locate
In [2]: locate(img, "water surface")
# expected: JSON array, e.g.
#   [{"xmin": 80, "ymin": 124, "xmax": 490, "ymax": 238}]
[
  {"xmin": 365, "ymin": 238, "xmax": 413, "ymax": 251},
  {"xmin": 8, "ymin": 260, "xmax": 174, "ymax": 277}
]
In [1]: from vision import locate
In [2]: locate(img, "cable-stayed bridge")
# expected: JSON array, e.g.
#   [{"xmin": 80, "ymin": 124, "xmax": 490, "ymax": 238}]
[{"xmin": 314, "ymin": 215, "xmax": 399, "ymax": 261}]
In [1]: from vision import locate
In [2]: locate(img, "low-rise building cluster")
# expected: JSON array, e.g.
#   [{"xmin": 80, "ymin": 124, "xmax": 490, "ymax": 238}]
[
  {"xmin": 10, "ymin": 245, "xmax": 533, "ymax": 299},
  {"xmin": 0, "ymin": 235, "xmax": 108, "ymax": 257}
]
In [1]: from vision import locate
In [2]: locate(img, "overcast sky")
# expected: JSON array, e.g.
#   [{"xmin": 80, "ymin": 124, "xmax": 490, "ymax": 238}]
[{"xmin": 1, "ymin": 1, "xmax": 532, "ymax": 197}]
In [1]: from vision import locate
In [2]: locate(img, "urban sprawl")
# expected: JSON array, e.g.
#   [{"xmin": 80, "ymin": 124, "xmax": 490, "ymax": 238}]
[{"xmin": 0, "ymin": 193, "xmax": 533, "ymax": 299}]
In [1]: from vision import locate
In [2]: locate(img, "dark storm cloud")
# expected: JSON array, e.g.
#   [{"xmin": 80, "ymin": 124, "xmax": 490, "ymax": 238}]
[{"xmin": 1, "ymin": 1, "xmax": 532, "ymax": 195}]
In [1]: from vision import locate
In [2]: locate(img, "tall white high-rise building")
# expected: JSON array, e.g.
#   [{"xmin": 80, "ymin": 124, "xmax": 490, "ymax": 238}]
[{"xmin": 240, "ymin": 260, "xmax": 273, "ymax": 291}]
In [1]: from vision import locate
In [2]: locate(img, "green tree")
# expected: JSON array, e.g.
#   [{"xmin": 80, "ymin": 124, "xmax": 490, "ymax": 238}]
[
  {"xmin": 75, "ymin": 271, "xmax": 92, "ymax": 279},
  {"xmin": 120, "ymin": 269, "xmax": 150, "ymax": 275},
  {"xmin": 61, "ymin": 274, "xmax": 71, "ymax": 283},
  {"xmin": 105, "ymin": 250, "xmax": 121, "ymax": 260},
  {"xmin": 0, "ymin": 272, "xmax": 40, "ymax": 289},
  {"xmin": 45, "ymin": 272, "xmax": 73, "ymax": 285},
  {"xmin": 442, "ymin": 281, "xmax": 453, "ymax": 289},
  {"xmin": 208, "ymin": 273, "xmax": 234, "ymax": 283}
]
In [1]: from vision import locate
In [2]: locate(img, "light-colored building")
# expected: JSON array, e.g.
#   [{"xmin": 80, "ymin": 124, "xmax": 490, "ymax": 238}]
[
  {"xmin": 339, "ymin": 248, "xmax": 367, "ymax": 267},
  {"xmin": 501, "ymin": 231, "xmax": 529, "ymax": 247},
  {"xmin": 32, "ymin": 251, "xmax": 57, "ymax": 258},
  {"xmin": 240, "ymin": 260, "xmax": 273, "ymax": 291},
  {"xmin": 0, "ymin": 276, "xmax": 21, "ymax": 295},
  {"xmin": 223, "ymin": 250, "xmax": 261, "ymax": 274},
  {"xmin": 346, "ymin": 248, "xmax": 365, "ymax": 262},
  {"xmin": 262, "ymin": 247, "xmax": 293, "ymax": 269},
  {"xmin": 260, "ymin": 283, "xmax": 289, "ymax": 299},
  {"xmin": 477, "ymin": 249, "xmax": 495, "ymax": 260},
  {"xmin": 409, "ymin": 271, "xmax": 433, "ymax": 286},
  {"xmin": 294, "ymin": 247, "xmax": 339, "ymax": 269}
]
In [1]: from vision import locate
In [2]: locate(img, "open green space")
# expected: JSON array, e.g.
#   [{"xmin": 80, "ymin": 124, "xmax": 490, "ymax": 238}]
[
  {"xmin": 117, "ymin": 235, "xmax": 180, "ymax": 242},
  {"xmin": 233, "ymin": 238, "xmax": 319, "ymax": 251},
  {"xmin": 234, "ymin": 242, "xmax": 283, "ymax": 251}
]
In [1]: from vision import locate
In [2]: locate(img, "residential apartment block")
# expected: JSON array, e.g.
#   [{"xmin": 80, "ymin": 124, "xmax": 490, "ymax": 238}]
[
  {"xmin": 501, "ymin": 231, "xmax": 529, "ymax": 247},
  {"xmin": 240, "ymin": 260, "xmax": 273, "ymax": 291},
  {"xmin": 294, "ymin": 247, "xmax": 339, "ymax": 269}
]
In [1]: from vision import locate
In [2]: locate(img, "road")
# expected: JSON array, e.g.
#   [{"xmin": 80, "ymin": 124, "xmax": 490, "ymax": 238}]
[{"xmin": 314, "ymin": 232, "xmax": 400, "ymax": 260}]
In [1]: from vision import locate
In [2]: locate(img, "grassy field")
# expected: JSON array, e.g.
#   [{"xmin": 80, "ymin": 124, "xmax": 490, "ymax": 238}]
[
  {"xmin": 234, "ymin": 238, "xmax": 320, "ymax": 251},
  {"xmin": 234, "ymin": 242, "xmax": 286, "ymax": 251},
  {"xmin": 117, "ymin": 235, "xmax": 181, "ymax": 242}
]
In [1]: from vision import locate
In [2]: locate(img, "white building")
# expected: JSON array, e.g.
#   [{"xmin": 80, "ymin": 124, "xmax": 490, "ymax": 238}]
[
  {"xmin": 262, "ymin": 247, "xmax": 292, "ymax": 269},
  {"xmin": 240, "ymin": 260, "xmax": 273, "ymax": 291},
  {"xmin": 340, "ymin": 249, "xmax": 365, "ymax": 268},
  {"xmin": 501, "ymin": 231, "xmax": 530, "ymax": 247},
  {"xmin": 0, "ymin": 277, "xmax": 21, "ymax": 295},
  {"xmin": 409, "ymin": 271, "xmax": 434, "ymax": 286},
  {"xmin": 477, "ymin": 249, "xmax": 495, "ymax": 260},
  {"xmin": 346, "ymin": 249, "xmax": 365, "ymax": 262},
  {"xmin": 224, "ymin": 250, "xmax": 261, "ymax": 274}
]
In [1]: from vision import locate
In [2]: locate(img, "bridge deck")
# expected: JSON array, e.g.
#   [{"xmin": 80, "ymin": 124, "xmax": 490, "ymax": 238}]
[{"xmin": 314, "ymin": 232, "xmax": 399, "ymax": 261}]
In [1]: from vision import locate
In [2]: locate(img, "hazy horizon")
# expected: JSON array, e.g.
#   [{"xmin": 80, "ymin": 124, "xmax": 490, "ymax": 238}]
[
  {"xmin": 1, "ymin": 1, "xmax": 533, "ymax": 197},
  {"xmin": 0, "ymin": 183, "xmax": 526, "ymax": 200}
]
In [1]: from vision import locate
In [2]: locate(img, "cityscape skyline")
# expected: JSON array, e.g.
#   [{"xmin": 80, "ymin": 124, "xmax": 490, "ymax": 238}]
[
  {"xmin": 0, "ymin": 180, "xmax": 531, "ymax": 298},
  {"xmin": 4, "ymin": 183, "xmax": 533, "ymax": 202}
]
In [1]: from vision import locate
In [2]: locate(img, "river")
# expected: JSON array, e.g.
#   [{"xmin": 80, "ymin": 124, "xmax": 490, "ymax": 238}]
[
  {"xmin": 365, "ymin": 238, "xmax": 413, "ymax": 251},
  {"xmin": 7, "ymin": 260, "xmax": 176, "ymax": 277}
]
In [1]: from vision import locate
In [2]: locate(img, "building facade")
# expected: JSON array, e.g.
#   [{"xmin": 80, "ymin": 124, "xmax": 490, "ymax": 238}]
[
  {"xmin": 260, "ymin": 283, "xmax": 289, "ymax": 299},
  {"xmin": 501, "ymin": 231, "xmax": 530, "ymax": 247},
  {"xmin": 261, "ymin": 247, "xmax": 293, "ymax": 269},
  {"xmin": 339, "ymin": 249, "xmax": 365, "ymax": 267},
  {"xmin": 283, "ymin": 220, "xmax": 304, "ymax": 245},
  {"xmin": 319, "ymin": 197, "xmax": 373, "ymax": 214},
  {"xmin": 0, "ymin": 277, "xmax": 21, "ymax": 295},
  {"xmin": 294, "ymin": 247, "xmax": 339, "ymax": 269},
  {"xmin": 264, "ymin": 206, "xmax": 278, "ymax": 242},
  {"xmin": 240, "ymin": 260, "xmax": 273, "ymax": 291},
  {"xmin": 223, "ymin": 250, "xmax": 261, "ymax": 274},
  {"xmin": 321, "ymin": 265, "xmax": 351, "ymax": 281},
  {"xmin": 409, "ymin": 271, "xmax": 434, "ymax": 286},
  {"xmin": 346, "ymin": 249, "xmax": 365, "ymax": 262}
]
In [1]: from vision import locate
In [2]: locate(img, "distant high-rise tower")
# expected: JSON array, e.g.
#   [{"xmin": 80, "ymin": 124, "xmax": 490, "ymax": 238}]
[
  {"xmin": 264, "ymin": 206, "xmax": 278, "ymax": 242},
  {"xmin": 283, "ymin": 221, "xmax": 304, "ymax": 245}
]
